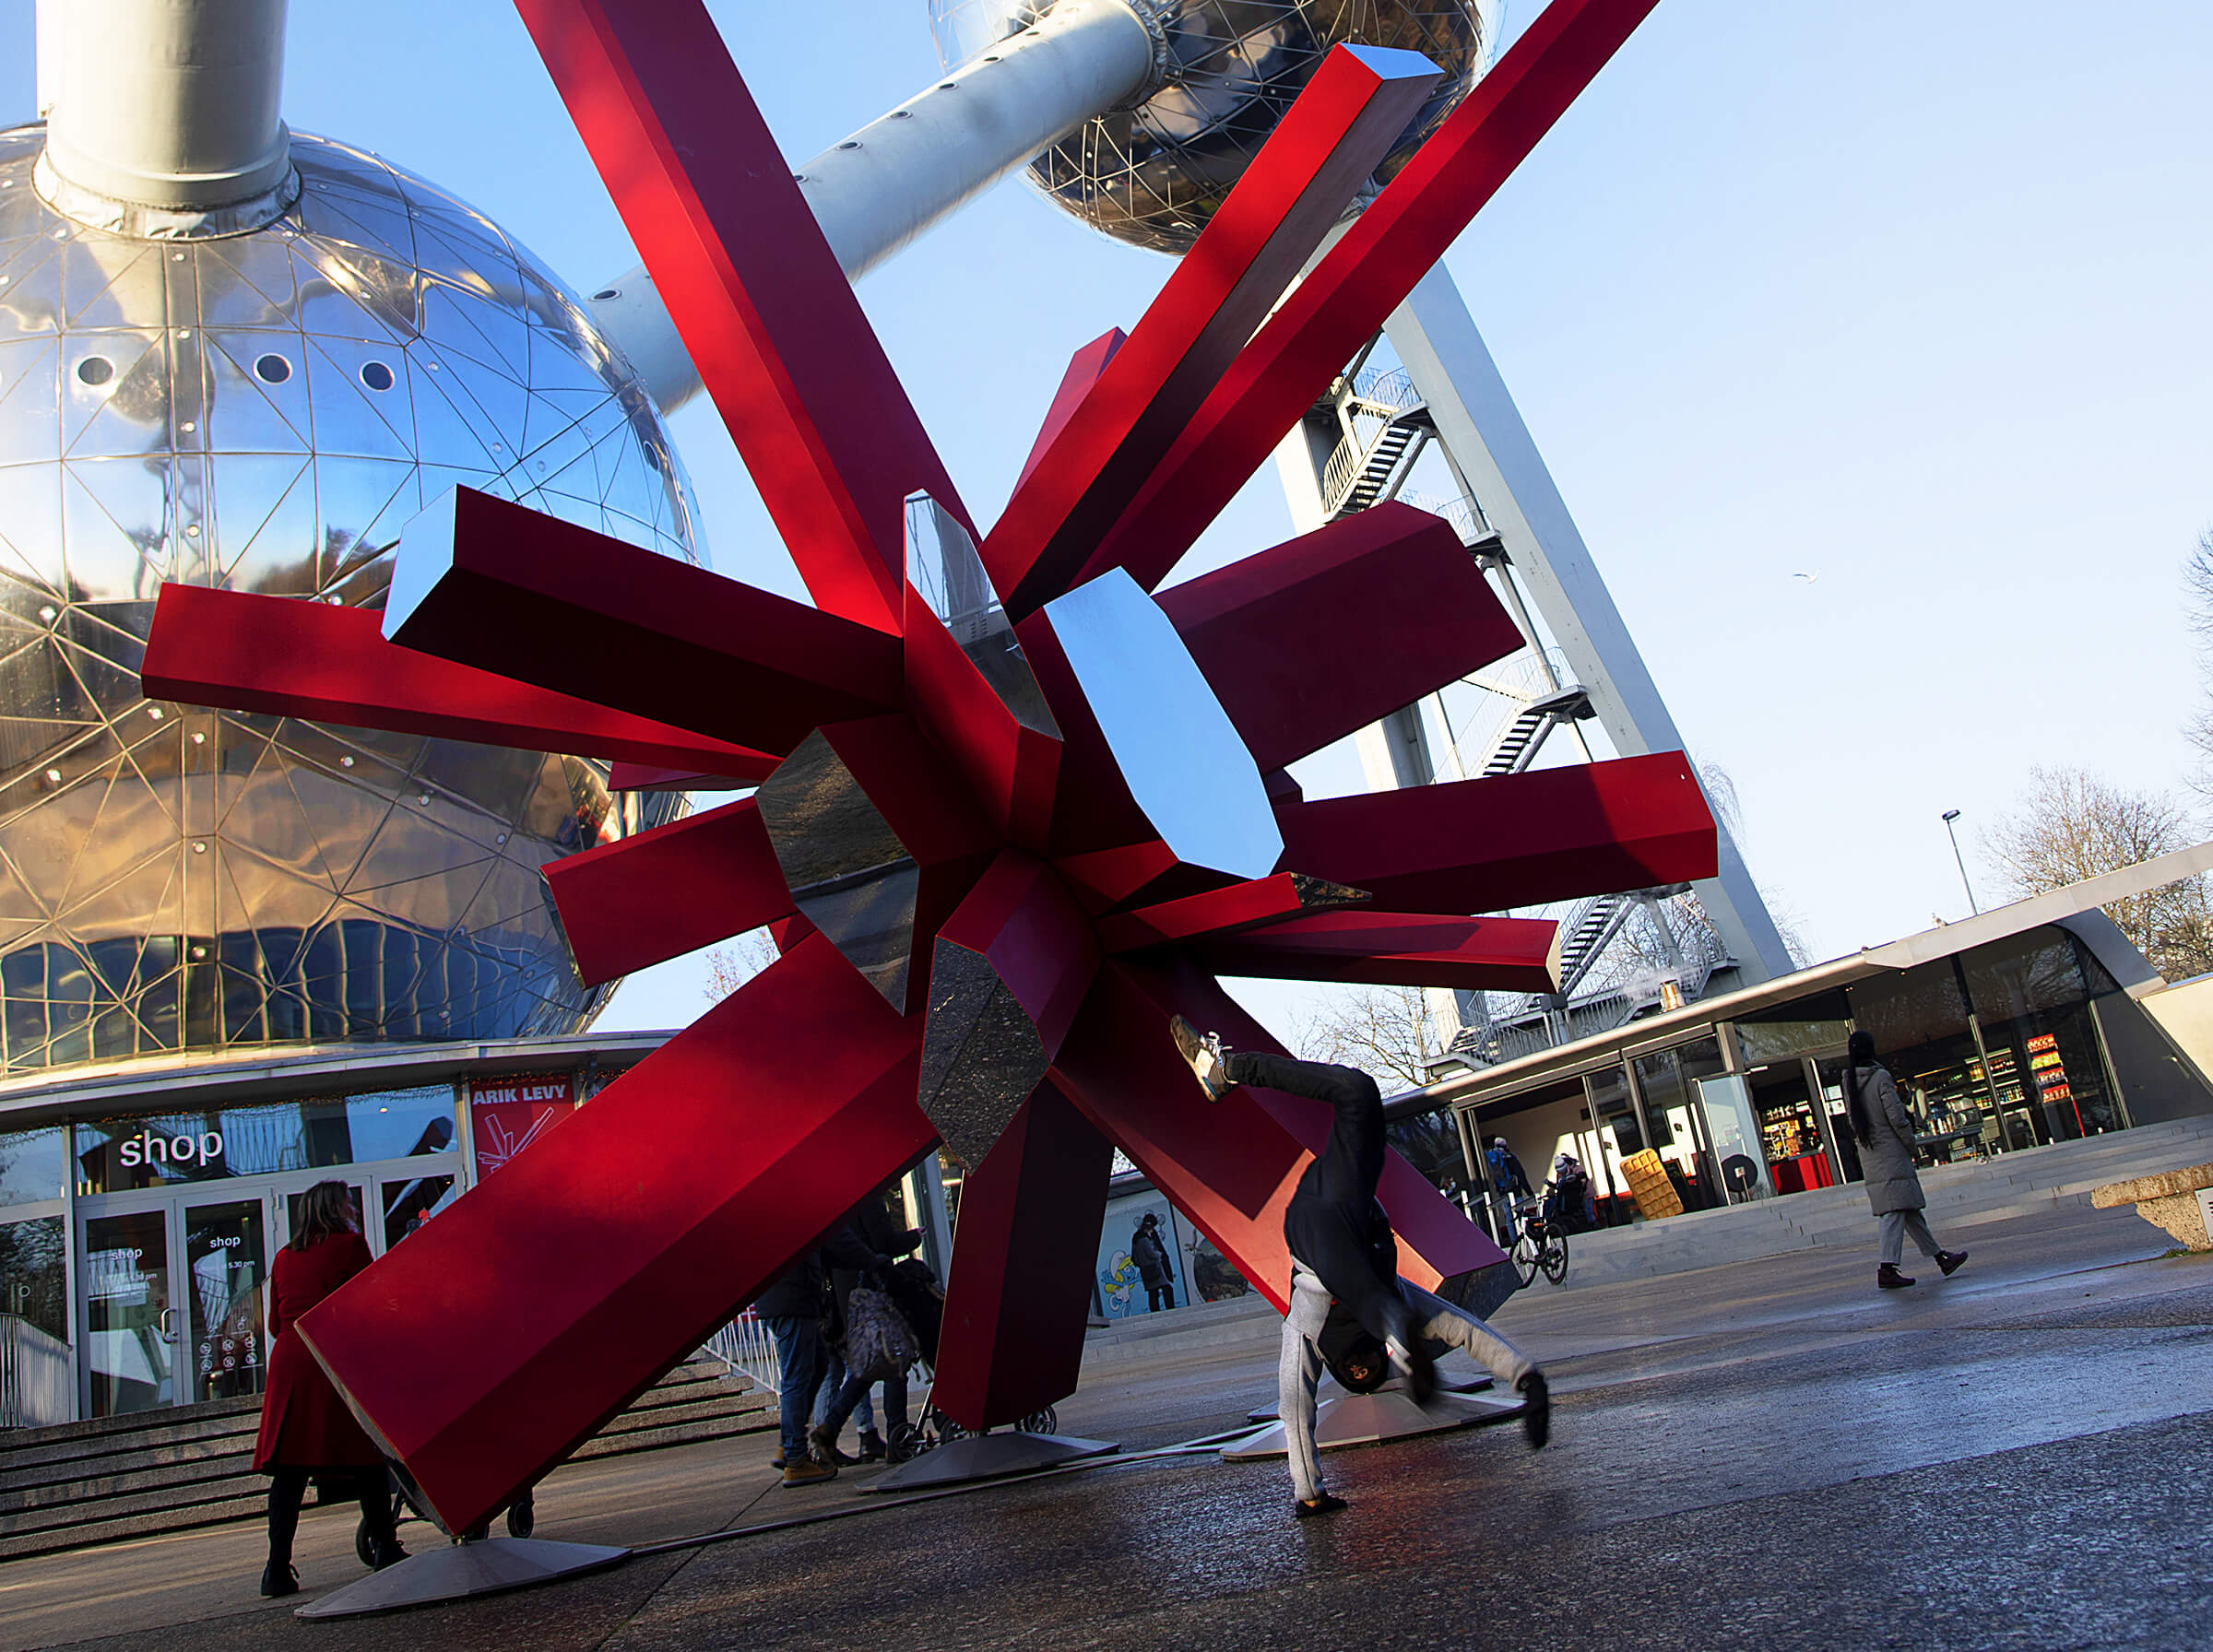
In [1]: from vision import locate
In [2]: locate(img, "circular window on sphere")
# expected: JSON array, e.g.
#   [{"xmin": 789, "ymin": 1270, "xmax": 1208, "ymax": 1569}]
[
  {"xmin": 254, "ymin": 353, "xmax": 291, "ymax": 384},
  {"xmin": 76, "ymin": 357, "xmax": 114, "ymax": 387},
  {"xmin": 360, "ymin": 360, "xmax": 396, "ymax": 392}
]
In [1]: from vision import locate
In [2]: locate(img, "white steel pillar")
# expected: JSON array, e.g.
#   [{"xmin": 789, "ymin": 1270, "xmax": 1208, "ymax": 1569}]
[{"xmin": 1380, "ymin": 263, "xmax": 1793, "ymax": 984}]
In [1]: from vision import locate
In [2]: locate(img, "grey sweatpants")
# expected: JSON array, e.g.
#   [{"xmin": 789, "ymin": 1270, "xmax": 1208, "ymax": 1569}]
[
  {"xmin": 1279, "ymin": 1261, "xmax": 1535, "ymax": 1504},
  {"xmin": 1878, "ymin": 1209, "xmax": 1944, "ymax": 1267}
]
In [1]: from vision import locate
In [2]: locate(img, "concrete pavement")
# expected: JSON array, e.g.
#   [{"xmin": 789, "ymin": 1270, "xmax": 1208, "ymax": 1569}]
[{"xmin": 6, "ymin": 1201, "xmax": 2210, "ymax": 1651}]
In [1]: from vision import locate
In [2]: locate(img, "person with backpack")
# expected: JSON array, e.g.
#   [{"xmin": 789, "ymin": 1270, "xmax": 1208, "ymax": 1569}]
[
  {"xmin": 1548, "ymin": 1152, "xmax": 1596, "ymax": 1233},
  {"xmin": 810, "ymin": 1184, "xmax": 923, "ymax": 1465},
  {"xmin": 752, "ymin": 1222, "xmax": 889, "ymax": 1487},
  {"xmin": 1840, "ymin": 1030, "xmax": 1969, "ymax": 1289},
  {"xmin": 1170, "ymin": 1017, "xmax": 1549, "ymax": 1519}
]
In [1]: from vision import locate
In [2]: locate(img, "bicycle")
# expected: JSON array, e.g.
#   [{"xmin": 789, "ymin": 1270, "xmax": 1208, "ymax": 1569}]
[{"xmin": 1510, "ymin": 1195, "xmax": 1569, "ymax": 1287}]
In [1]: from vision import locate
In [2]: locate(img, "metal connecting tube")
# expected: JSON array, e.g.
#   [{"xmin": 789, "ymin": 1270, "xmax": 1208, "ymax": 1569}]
[
  {"xmin": 34, "ymin": 0, "xmax": 295, "ymax": 237},
  {"xmin": 587, "ymin": 0, "xmax": 1165, "ymax": 418}
]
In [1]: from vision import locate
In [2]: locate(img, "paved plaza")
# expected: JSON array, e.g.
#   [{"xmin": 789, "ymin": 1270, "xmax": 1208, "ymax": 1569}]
[{"xmin": 6, "ymin": 1202, "xmax": 2211, "ymax": 1652}]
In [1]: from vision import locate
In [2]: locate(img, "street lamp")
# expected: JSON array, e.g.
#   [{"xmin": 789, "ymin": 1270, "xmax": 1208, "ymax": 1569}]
[{"xmin": 1941, "ymin": 809, "xmax": 1979, "ymax": 915}]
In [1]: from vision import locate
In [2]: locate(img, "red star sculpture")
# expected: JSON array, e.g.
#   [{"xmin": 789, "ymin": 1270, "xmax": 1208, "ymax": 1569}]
[{"xmin": 141, "ymin": 0, "xmax": 1699, "ymax": 1534}]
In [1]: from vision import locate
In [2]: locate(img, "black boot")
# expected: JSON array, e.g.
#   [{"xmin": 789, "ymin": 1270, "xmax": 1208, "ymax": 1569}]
[
  {"xmin": 857, "ymin": 1427, "xmax": 887, "ymax": 1462},
  {"xmin": 260, "ymin": 1561, "xmax": 300, "ymax": 1599},
  {"xmin": 1516, "ymin": 1370, "xmax": 1551, "ymax": 1450},
  {"xmin": 1937, "ymin": 1249, "xmax": 1969, "ymax": 1277},
  {"xmin": 1878, "ymin": 1263, "xmax": 1914, "ymax": 1289}
]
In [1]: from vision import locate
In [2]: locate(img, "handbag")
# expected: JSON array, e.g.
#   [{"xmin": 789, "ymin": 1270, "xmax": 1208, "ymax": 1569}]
[{"xmin": 843, "ymin": 1283, "xmax": 919, "ymax": 1383}]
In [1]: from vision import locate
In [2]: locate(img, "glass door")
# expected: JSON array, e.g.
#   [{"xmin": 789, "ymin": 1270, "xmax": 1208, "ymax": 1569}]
[
  {"xmin": 180, "ymin": 1197, "xmax": 269, "ymax": 1403},
  {"xmin": 80, "ymin": 1205, "xmax": 176, "ymax": 1418},
  {"xmin": 81, "ymin": 1191, "xmax": 272, "ymax": 1416}
]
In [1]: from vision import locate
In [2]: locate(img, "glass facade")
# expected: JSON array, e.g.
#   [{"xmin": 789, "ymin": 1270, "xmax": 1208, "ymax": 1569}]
[{"xmin": 0, "ymin": 125, "xmax": 703, "ymax": 1078}]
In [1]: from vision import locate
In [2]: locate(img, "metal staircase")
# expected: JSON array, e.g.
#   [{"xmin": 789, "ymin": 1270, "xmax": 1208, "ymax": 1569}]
[
  {"xmin": 1320, "ymin": 365, "xmax": 1431, "ymax": 520},
  {"xmin": 1480, "ymin": 684, "xmax": 1592, "ymax": 776}
]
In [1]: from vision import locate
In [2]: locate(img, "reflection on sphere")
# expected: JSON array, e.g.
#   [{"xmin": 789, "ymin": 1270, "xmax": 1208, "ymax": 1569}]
[{"xmin": 0, "ymin": 127, "xmax": 702, "ymax": 1074}]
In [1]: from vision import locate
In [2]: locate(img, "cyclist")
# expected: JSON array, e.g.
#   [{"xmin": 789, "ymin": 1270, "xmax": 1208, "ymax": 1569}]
[{"xmin": 1169, "ymin": 1018, "xmax": 1551, "ymax": 1519}]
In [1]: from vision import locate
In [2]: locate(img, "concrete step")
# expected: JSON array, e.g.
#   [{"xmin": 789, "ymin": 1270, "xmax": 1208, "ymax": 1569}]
[{"xmin": 0, "ymin": 1359, "xmax": 763, "ymax": 1562}]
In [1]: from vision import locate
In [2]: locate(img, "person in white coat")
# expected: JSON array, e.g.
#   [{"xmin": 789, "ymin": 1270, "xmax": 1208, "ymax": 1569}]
[{"xmin": 1841, "ymin": 1030, "xmax": 1969, "ymax": 1289}]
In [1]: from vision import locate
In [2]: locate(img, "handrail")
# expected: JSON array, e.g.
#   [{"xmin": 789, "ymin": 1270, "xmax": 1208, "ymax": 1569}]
[{"xmin": 0, "ymin": 1314, "xmax": 72, "ymax": 1430}]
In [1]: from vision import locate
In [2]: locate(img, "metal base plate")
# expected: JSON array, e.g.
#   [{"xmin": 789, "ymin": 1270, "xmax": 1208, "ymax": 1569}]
[
  {"xmin": 862, "ymin": 1431, "xmax": 1117, "ymax": 1493},
  {"xmin": 294, "ymin": 1538, "xmax": 631, "ymax": 1619},
  {"xmin": 1246, "ymin": 1374, "xmax": 1492, "ymax": 1424},
  {"xmin": 1223, "ymin": 1384, "xmax": 1520, "ymax": 1460}
]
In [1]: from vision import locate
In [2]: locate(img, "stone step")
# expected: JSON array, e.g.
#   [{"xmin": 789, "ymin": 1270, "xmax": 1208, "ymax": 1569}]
[{"xmin": 0, "ymin": 1360, "xmax": 763, "ymax": 1562}]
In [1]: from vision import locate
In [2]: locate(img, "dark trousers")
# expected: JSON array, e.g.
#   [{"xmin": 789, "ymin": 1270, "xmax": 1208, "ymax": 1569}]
[
  {"xmin": 266, "ymin": 1468, "xmax": 395, "ymax": 1568},
  {"xmin": 819, "ymin": 1366, "xmax": 908, "ymax": 1441},
  {"xmin": 1145, "ymin": 1280, "xmax": 1176, "ymax": 1311},
  {"xmin": 1224, "ymin": 1051, "xmax": 1414, "ymax": 1352}
]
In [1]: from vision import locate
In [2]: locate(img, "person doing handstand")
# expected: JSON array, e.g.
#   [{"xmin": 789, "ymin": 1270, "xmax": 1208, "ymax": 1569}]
[{"xmin": 1170, "ymin": 1018, "xmax": 1550, "ymax": 1518}]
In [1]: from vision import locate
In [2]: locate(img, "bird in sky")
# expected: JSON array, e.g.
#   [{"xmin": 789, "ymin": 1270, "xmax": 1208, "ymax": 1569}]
[{"xmin": 1793, "ymin": 572, "xmax": 1820, "ymax": 584}]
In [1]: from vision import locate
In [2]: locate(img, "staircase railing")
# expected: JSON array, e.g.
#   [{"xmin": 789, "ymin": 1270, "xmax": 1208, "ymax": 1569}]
[
  {"xmin": 700, "ymin": 1310, "xmax": 780, "ymax": 1393},
  {"xmin": 0, "ymin": 1315, "xmax": 72, "ymax": 1430}
]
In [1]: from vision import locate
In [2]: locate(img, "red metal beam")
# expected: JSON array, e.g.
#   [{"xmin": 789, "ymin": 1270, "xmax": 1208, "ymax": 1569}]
[
  {"xmin": 986, "ymin": 44, "xmax": 1443, "ymax": 619},
  {"xmin": 1193, "ymin": 910, "xmax": 1561, "ymax": 994},
  {"xmin": 513, "ymin": 0, "xmax": 972, "ymax": 632},
  {"xmin": 1074, "ymin": 0, "xmax": 1665, "ymax": 594},
  {"xmin": 1272, "ymin": 752, "xmax": 1717, "ymax": 914},
  {"xmin": 1095, "ymin": 871, "xmax": 1369, "ymax": 953},
  {"xmin": 139, "ymin": 584, "xmax": 776, "ymax": 779},
  {"xmin": 1157, "ymin": 502, "xmax": 1521, "ymax": 774},
  {"xmin": 929, "ymin": 1083, "xmax": 1114, "ymax": 1431},
  {"xmin": 545, "ymin": 799, "xmax": 794, "ymax": 987},
  {"xmin": 297, "ymin": 931, "xmax": 932, "ymax": 1536},
  {"xmin": 385, "ymin": 486, "xmax": 905, "ymax": 760},
  {"xmin": 1012, "ymin": 329, "xmax": 1124, "ymax": 493}
]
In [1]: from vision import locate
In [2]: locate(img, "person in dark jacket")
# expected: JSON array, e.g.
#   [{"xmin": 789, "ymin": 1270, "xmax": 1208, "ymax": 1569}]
[
  {"xmin": 252, "ymin": 1181, "xmax": 403, "ymax": 1597},
  {"xmin": 1131, "ymin": 1212, "xmax": 1177, "ymax": 1311},
  {"xmin": 753, "ymin": 1221, "xmax": 887, "ymax": 1487},
  {"xmin": 812, "ymin": 1183, "xmax": 923, "ymax": 1462},
  {"xmin": 1842, "ymin": 1030, "xmax": 1968, "ymax": 1289}
]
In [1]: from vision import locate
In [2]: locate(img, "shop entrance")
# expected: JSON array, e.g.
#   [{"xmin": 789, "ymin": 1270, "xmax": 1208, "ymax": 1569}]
[
  {"xmin": 77, "ymin": 1161, "xmax": 463, "ymax": 1421},
  {"xmin": 79, "ymin": 1189, "xmax": 271, "ymax": 1419}
]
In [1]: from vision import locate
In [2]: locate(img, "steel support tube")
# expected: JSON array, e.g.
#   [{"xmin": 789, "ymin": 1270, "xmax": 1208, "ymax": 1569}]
[
  {"xmin": 37, "ymin": 0, "xmax": 291, "ymax": 218},
  {"xmin": 589, "ymin": 0, "xmax": 1159, "ymax": 417}
]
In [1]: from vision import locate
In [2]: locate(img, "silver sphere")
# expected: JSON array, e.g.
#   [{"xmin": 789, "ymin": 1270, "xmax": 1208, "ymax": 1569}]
[
  {"xmin": 930, "ymin": 0, "xmax": 1496, "ymax": 256},
  {"xmin": 0, "ymin": 125, "xmax": 701, "ymax": 1075}
]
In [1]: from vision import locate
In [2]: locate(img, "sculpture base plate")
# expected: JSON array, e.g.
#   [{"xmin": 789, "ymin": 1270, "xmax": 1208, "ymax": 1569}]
[
  {"xmin": 294, "ymin": 1538, "xmax": 631, "ymax": 1619},
  {"xmin": 1224, "ymin": 1383, "xmax": 1520, "ymax": 1459},
  {"xmin": 862, "ymin": 1431, "xmax": 1117, "ymax": 1492},
  {"xmin": 1246, "ymin": 1373, "xmax": 1491, "ymax": 1424}
]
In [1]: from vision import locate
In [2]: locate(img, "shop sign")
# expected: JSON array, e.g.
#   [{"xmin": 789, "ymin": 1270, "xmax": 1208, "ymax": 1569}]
[
  {"xmin": 116, "ymin": 1129, "xmax": 223, "ymax": 1169},
  {"xmin": 470, "ymin": 1076, "xmax": 574, "ymax": 1185}
]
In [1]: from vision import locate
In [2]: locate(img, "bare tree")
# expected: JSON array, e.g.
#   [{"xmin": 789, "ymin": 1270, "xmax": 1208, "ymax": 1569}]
[
  {"xmin": 1980, "ymin": 766, "xmax": 2213, "ymax": 980},
  {"xmin": 1297, "ymin": 982, "xmax": 1443, "ymax": 1090},
  {"xmin": 704, "ymin": 927, "xmax": 779, "ymax": 1002},
  {"xmin": 2186, "ymin": 526, "xmax": 2213, "ymax": 802}
]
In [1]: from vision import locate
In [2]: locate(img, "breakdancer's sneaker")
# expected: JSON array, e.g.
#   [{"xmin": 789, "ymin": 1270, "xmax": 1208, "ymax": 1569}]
[
  {"xmin": 1169, "ymin": 1015, "xmax": 1231, "ymax": 1101},
  {"xmin": 1516, "ymin": 1370, "xmax": 1550, "ymax": 1450}
]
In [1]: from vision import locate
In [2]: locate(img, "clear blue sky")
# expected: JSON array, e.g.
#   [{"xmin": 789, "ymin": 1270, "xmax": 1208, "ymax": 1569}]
[{"xmin": 5, "ymin": 2, "xmax": 2207, "ymax": 1041}]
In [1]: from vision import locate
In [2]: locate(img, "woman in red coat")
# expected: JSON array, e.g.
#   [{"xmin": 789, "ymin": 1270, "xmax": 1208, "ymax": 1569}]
[{"xmin": 253, "ymin": 1181, "xmax": 404, "ymax": 1596}]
